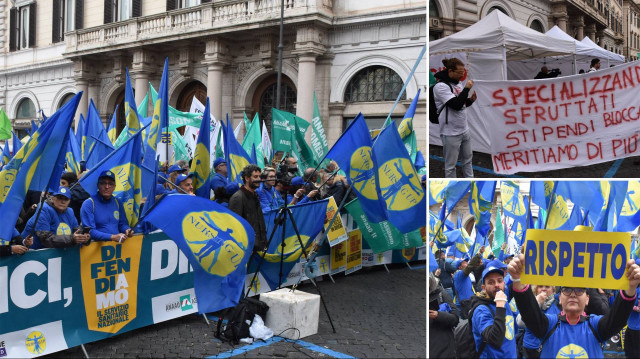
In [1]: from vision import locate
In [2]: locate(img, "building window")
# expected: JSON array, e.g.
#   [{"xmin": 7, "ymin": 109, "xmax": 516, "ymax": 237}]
[
  {"xmin": 9, "ymin": 4, "xmax": 36, "ymax": 51},
  {"xmin": 260, "ymin": 83, "xmax": 297, "ymax": 125},
  {"xmin": 16, "ymin": 98, "xmax": 36, "ymax": 119},
  {"xmin": 53, "ymin": 0, "xmax": 83, "ymax": 43},
  {"xmin": 344, "ymin": 66, "xmax": 405, "ymax": 103},
  {"xmin": 530, "ymin": 19, "xmax": 544, "ymax": 33},
  {"xmin": 488, "ymin": 6, "xmax": 507, "ymax": 16},
  {"xmin": 57, "ymin": 93, "xmax": 75, "ymax": 110},
  {"xmin": 104, "ymin": 0, "xmax": 140, "ymax": 24}
]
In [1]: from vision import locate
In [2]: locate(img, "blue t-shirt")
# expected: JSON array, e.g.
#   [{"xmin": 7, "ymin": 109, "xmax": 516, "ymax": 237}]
[
  {"xmin": 628, "ymin": 287, "xmax": 640, "ymax": 330},
  {"xmin": 22, "ymin": 203, "xmax": 78, "ymax": 249},
  {"xmin": 539, "ymin": 314, "xmax": 604, "ymax": 358},
  {"xmin": 472, "ymin": 303, "xmax": 517, "ymax": 358},
  {"xmin": 522, "ymin": 299, "xmax": 561, "ymax": 349},
  {"xmin": 80, "ymin": 194, "xmax": 130, "ymax": 241},
  {"xmin": 454, "ymin": 270, "xmax": 474, "ymax": 301}
]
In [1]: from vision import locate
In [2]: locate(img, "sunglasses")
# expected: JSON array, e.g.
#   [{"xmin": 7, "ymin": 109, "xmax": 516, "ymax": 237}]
[{"xmin": 561, "ymin": 287, "xmax": 586, "ymax": 296}]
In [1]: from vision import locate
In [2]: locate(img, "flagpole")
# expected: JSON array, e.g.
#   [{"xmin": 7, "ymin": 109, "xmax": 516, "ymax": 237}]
[
  {"xmin": 543, "ymin": 181, "xmax": 558, "ymax": 229},
  {"xmin": 382, "ymin": 44, "xmax": 426, "ymax": 127},
  {"xmin": 275, "ymin": 0, "xmax": 284, "ymax": 110}
]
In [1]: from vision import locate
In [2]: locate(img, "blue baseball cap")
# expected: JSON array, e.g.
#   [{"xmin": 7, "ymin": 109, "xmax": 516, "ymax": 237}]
[
  {"xmin": 168, "ymin": 164, "xmax": 186, "ymax": 173},
  {"xmin": 291, "ymin": 176, "xmax": 305, "ymax": 186},
  {"xmin": 98, "ymin": 170, "xmax": 115, "ymax": 182},
  {"xmin": 481, "ymin": 260, "xmax": 508, "ymax": 284},
  {"xmin": 214, "ymin": 158, "xmax": 226, "ymax": 169},
  {"xmin": 175, "ymin": 173, "xmax": 194, "ymax": 187},
  {"xmin": 52, "ymin": 186, "xmax": 71, "ymax": 199},
  {"xmin": 452, "ymin": 257, "xmax": 469, "ymax": 269}
]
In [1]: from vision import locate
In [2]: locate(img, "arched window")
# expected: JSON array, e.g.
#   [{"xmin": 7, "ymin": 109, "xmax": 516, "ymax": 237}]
[
  {"xmin": 260, "ymin": 83, "xmax": 297, "ymax": 124},
  {"xmin": 429, "ymin": 0, "xmax": 439, "ymax": 17},
  {"xmin": 530, "ymin": 19, "xmax": 544, "ymax": 33},
  {"xmin": 344, "ymin": 66, "xmax": 405, "ymax": 103},
  {"xmin": 488, "ymin": 6, "xmax": 507, "ymax": 15},
  {"xmin": 16, "ymin": 98, "xmax": 36, "ymax": 118},
  {"xmin": 57, "ymin": 93, "xmax": 75, "ymax": 110}
]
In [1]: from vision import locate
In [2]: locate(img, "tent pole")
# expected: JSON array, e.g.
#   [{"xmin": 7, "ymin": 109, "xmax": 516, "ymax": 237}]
[
  {"xmin": 502, "ymin": 45, "xmax": 508, "ymax": 80},
  {"xmin": 573, "ymin": 54, "xmax": 577, "ymax": 75}
]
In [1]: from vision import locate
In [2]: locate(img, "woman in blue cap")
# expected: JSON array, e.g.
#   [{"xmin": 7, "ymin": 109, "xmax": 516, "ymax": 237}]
[{"xmin": 21, "ymin": 186, "xmax": 90, "ymax": 248}]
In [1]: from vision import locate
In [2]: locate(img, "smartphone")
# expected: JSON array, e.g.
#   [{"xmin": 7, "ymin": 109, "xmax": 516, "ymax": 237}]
[{"xmin": 82, "ymin": 226, "xmax": 92, "ymax": 234}]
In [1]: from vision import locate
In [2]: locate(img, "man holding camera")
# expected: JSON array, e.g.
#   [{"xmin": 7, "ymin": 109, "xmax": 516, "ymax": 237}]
[{"xmin": 534, "ymin": 66, "xmax": 561, "ymax": 79}]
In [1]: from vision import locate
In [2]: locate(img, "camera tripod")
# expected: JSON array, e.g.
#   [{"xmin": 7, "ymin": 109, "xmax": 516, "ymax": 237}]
[{"xmin": 244, "ymin": 198, "xmax": 336, "ymax": 333}]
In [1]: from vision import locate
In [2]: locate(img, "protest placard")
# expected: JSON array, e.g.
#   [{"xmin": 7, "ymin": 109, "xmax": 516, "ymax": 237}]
[
  {"xmin": 521, "ymin": 229, "xmax": 630, "ymax": 289},
  {"xmin": 474, "ymin": 62, "xmax": 640, "ymax": 174},
  {"xmin": 324, "ymin": 196, "xmax": 348, "ymax": 246}
]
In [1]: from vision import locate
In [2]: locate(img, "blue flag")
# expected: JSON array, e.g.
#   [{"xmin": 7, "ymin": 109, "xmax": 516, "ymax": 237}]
[
  {"xmin": 372, "ymin": 123, "xmax": 425, "ymax": 234},
  {"xmin": 190, "ymin": 98, "xmax": 212, "ymax": 198},
  {"xmin": 65, "ymin": 128, "xmax": 82, "ymax": 174},
  {"xmin": 223, "ymin": 115, "xmax": 252, "ymax": 184},
  {"xmin": 530, "ymin": 181, "xmax": 554, "ymax": 209},
  {"xmin": 1, "ymin": 141, "xmax": 10, "ymax": 166},
  {"xmin": 428, "ymin": 180, "xmax": 447, "ymax": 205},
  {"xmin": 255, "ymin": 199, "xmax": 329, "ymax": 290},
  {"xmin": 79, "ymin": 128, "xmax": 144, "ymax": 227},
  {"xmin": 30, "ymin": 120, "xmax": 38, "ymax": 136},
  {"xmin": 84, "ymin": 100, "xmax": 114, "ymax": 169},
  {"xmin": 325, "ymin": 113, "xmax": 386, "ymax": 223},
  {"xmin": 124, "ymin": 68, "xmax": 141, "ymax": 139},
  {"xmin": 107, "ymin": 104, "xmax": 119, "ymax": 144},
  {"xmin": 470, "ymin": 181, "xmax": 496, "ymax": 237},
  {"xmin": 11, "ymin": 131, "xmax": 22, "ymax": 157},
  {"xmin": 444, "ymin": 181, "xmax": 471, "ymax": 213},
  {"xmin": 76, "ymin": 114, "xmax": 85, "ymax": 156},
  {"xmin": 142, "ymin": 58, "xmax": 170, "ymax": 196},
  {"xmin": 501, "ymin": 181, "xmax": 526, "ymax": 226},
  {"xmin": 143, "ymin": 194, "xmax": 255, "ymax": 313},
  {"xmin": 0, "ymin": 92, "xmax": 81, "ymax": 241},
  {"xmin": 615, "ymin": 181, "xmax": 640, "ymax": 231},
  {"xmin": 429, "ymin": 247, "xmax": 438, "ymax": 273}
]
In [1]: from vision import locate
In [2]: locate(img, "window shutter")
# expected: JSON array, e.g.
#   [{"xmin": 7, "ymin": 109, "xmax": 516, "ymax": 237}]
[
  {"xmin": 52, "ymin": 0, "xmax": 61, "ymax": 43},
  {"xmin": 166, "ymin": 0, "xmax": 176, "ymax": 11},
  {"xmin": 132, "ymin": 0, "xmax": 141, "ymax": 18},
  {"xmin": 76, "ymin": 0, "xmax": 84, "ymax": 30},
  {"xmin": 104, "ymin": 0, "xmax": 113, "ymax": 24},
  {"xmin": 9, "ymin": 7, "xmax": 17, "ymax": 51},
  {"xmin": 29, "ymin": 3, "xmax": 36, "ymax": 48},
  {"xmin": 202, "ymin": 0, "xmax": 212, "ymax": 3}
]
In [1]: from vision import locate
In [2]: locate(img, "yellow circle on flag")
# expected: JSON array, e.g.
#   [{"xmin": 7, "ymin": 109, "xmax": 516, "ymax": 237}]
[
  {"xmin": 349, "ymin": 146, "xmax": 377, "ymax": 200},
  {"xmin": 377, "ymin": 158, "xmax": 423, "ymax": 211}
]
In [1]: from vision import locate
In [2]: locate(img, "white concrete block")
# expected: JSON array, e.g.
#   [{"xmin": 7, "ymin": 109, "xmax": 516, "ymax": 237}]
[{"xmin": 260, "ymin": 288, "xmax": 320, "ymax": 339}]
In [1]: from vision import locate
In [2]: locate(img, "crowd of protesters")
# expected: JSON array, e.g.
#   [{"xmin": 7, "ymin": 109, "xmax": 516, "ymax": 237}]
[
  {"xmin": 429, "ymin": 238, "xmax": 640, "ymax": 358},
  {"xmin": 1, "ymin": 153, "xmax": 350, "ymax": 257}
]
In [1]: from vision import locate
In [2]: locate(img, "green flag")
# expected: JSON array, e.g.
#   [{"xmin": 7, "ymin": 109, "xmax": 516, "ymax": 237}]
[
  {"xmin": 270, "ymin": 108, "xmax": 315, "ymax": 171},
  {"xmin": 138, "ymin": 91, "xmax": 149, "ymax": 118},
  {"xmin": 492, "ymin": 206, "xmax": 504, "ymax": 257},
  {"xmin": 242, "ymin": 113, "xmax": 265, "ymax": 168},
  {"xmin": 0, "ymin": 108, "xmax": 12, "ymax": 140},
  {"xmin": 271, "ymin": 108, "xmax": 294, "ymax": 153},
  {"xmin": 149, "ymin": 83, "xmax": 203, "ymax": 130},
  {"xmin": 310, "ymin": 92, "xmax": 329, "ymax": 164},
  {"xmin": 345, "ymin": 198, "xmax": 423, "ymax": 253},
  {"xmin": 171, "ymin": 128, "xmax": 190, "ymax": 161},
  {"xmin": 215, "ymin": 128, "xmax": 224, "ymax": 159},
  {"xmin": 292, "ymin": 115, "xmax": 317, "ymax": 172}
]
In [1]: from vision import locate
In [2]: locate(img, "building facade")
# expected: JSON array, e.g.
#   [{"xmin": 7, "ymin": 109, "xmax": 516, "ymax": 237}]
[
  {"xmin": 0, "ymin": 0, "xmax": 426, "ymax": 151},
  {"xmin": 430, "ymin": 0, "xmax": 626, "ymax": 57}
]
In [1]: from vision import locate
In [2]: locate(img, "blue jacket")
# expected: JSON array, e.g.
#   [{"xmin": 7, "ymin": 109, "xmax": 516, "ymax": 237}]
[
  {"xmin": 454, "ymin": 270, "xmax": 474, "ymax": 302},
  {"xmin": 80, "ymin": 193, "xmax": 130, "ymax": 241},
  {"xmin": 22, "ymin": 202, "xmax": 78, "ymax": 249},
  {"xmin": 257, "ymin": 183, "xmax": 284, "ymax": 212},
  {"xmin": 211, "ymin": 173, "xmax": 240, "ymax": 193}
]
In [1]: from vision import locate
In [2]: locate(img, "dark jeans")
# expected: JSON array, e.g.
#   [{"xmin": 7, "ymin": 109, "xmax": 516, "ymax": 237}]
[{"xmin": 625, "ymin": 327, "xmax": 640, "ymax": 358}]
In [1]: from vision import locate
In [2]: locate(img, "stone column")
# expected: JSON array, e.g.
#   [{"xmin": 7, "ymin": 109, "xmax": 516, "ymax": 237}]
[
  {"xmin": 586, "ymin": 23, "xmax": 597, "ymax": 41},
  {"xmin": 73, "ymin": 58, "xmax": 94, "ymax": 128},
  {"xmin": 327, "ymin": 102, "xmax": 346, "ymax": 147},
  {"xmin": 131, "ymin": 49, "xmax": 154, "ymax": 115},
  {"xmin": 293, "ymin": 26, "xmax": 326, "ymax": 143},
  {"xmin": 203, "ymin": 38, "xmax": 229, "ymax": 121},
  {"xmin": 574, "ymin": 15, "xmax": 585, "ymax": 40},
  {"xmin": 551, "ymin": 3, "xmax": 568, "ymax": 32}
]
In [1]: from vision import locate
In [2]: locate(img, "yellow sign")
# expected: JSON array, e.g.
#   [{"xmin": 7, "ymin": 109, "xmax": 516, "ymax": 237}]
[
  {"xmin": 324, "ymin": 196, "xmax": 348, "ymax": 246},
  {"xmin": 346, "ymin": 229, "xmax": 362, "ymax": 275},
  {"xmin": 80, "ymin": 238, "xmax": 144, "ymax": 333},
  {"xmin": 330, "ymin": 241, "xmax": 347, "ymax": 275},
  {"xmin": 521, "ymin": 229, "xmax": 630, "ymax": 290}
]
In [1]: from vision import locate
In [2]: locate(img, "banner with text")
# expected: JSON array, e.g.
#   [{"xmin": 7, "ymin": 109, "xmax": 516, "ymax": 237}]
[
  {"xmin": 474, "ymin": 61, "xmax": 640, "ymax": 174},
  {"xmin": 521, "ymin": 229, "xmax": 630, "ymax": 289}
]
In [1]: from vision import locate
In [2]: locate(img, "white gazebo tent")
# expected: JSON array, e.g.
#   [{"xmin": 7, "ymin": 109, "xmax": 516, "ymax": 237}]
[
  {"xmin": 508, "ymin": 26, "xmax": 624, "ymax": 79},
  {"xmin": 429, "ymin": 11, "xmax": 576, "ymax": 152}
]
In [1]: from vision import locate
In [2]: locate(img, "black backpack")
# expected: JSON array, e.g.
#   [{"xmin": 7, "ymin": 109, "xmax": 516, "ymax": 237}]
[
  {"xmin": 215, "ymin": 297, "xmax": 269, "ymax": 344},
  {"xmin": 429, "ymin": 82, "xmax": 453, "ymax": 124},
  {"xmin": 453, "ymin": 303, "xmax": 493, "ymax": 359}
]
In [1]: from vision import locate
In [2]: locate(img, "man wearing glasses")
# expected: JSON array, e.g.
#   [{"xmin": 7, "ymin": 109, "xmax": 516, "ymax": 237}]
[
  {"xmin": 508, "ymin": 254, "xmax": 640, "ymax": 358},
  {"xmin": 80, "ymin": 170, "xmax": 133, "ymax": 243}
]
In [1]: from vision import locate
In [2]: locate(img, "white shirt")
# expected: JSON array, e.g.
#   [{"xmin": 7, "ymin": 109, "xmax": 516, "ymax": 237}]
[{"xmin": 433, "ymin": 81, "xmax": 469, "ymax": 136}]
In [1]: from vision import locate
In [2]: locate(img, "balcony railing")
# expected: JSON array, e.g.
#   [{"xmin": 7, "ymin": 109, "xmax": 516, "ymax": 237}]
[{"xmin": 65, "ymin": 0, "xmax": 333, "ymax": 55}]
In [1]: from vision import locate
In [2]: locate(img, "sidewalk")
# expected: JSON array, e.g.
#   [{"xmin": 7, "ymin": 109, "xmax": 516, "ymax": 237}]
[{"xmin": 45, "ymin": 263, "xmax": 426, "ymax": 358}]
